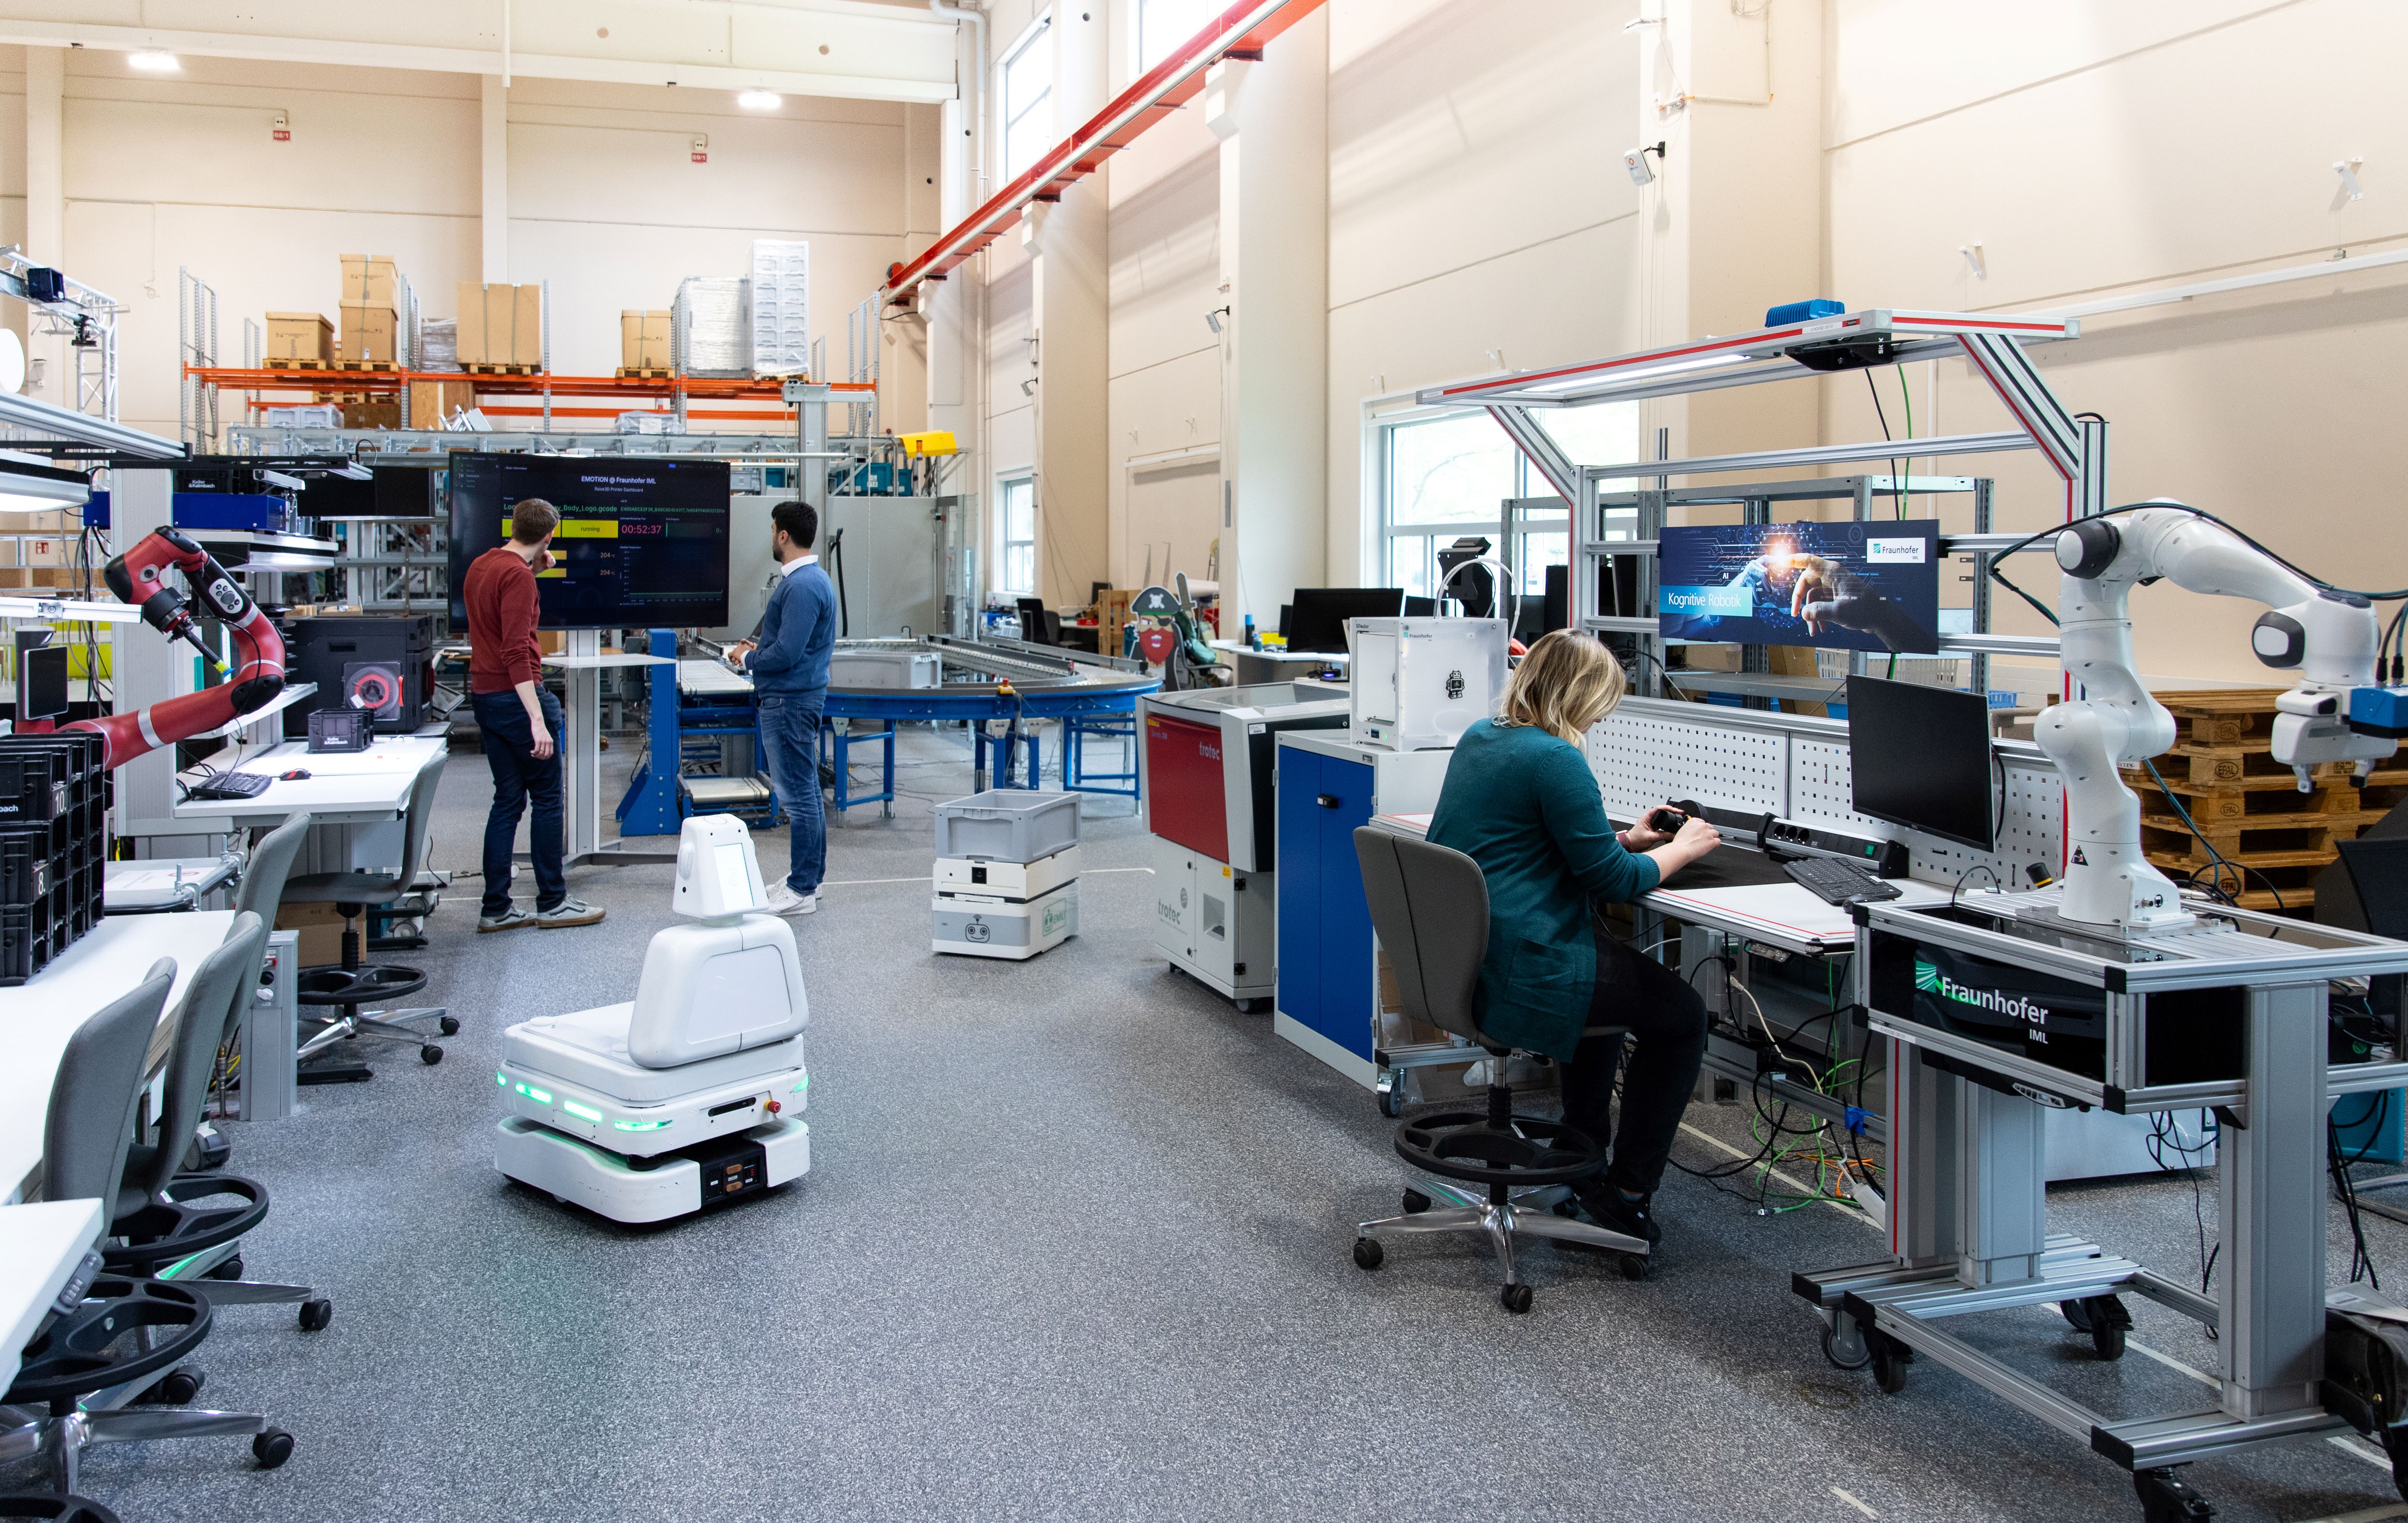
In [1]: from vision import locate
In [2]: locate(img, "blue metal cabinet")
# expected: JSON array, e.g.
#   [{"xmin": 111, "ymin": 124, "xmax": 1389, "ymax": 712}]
[{"xmin": 1273, "ymin": 735, "xmax": 1454, "ymax": 1086}]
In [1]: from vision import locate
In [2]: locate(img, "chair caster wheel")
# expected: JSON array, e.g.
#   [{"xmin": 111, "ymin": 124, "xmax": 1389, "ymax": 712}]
[
  {"xmin": 1618, "ymin": 1254, "xmax": 1651, "ymax": 1282},
  {"xmin": 420, "ymin": 1045, "xmax": 443, "ymax": 1065},
  {"xmin": 1352, "ymin": 1237, "xmax": 1383, "ymax": 1271},
  {"xmin": 138, "ymin": 1367, "xmax": 204, "ymax": 1405},
  {"xmin": 1401, "ymin": 1189, "xmax": 1431, "ymax": 1215},
  {"xmin": 252, "ymin": 1429, "xmax": 294, "ymax": 1469},
  {"xmin": 1500, "ymin": 1283, "xmax": 1533, "ymax": 1315},
  {"xmin": 1553, "ymin": 1199, "xmax": 1579, "ymax": 1218},
  {"xmin": 298, "ymin": 1298, "xmax": 333, "ymax": 1332},
  {"xmin": 438, "ymin": 1016, "xmax": 460, "ymax": 1036},
  {"xmin": 206, "ymin": 1255, "xmax": 244, "ymax": 1281}
]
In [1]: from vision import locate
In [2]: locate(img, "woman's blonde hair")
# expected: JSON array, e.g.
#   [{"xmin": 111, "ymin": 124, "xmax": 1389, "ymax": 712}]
[{"xmin": 1497, "ymin": 630, "xmax": 1627, "ymax": 744}]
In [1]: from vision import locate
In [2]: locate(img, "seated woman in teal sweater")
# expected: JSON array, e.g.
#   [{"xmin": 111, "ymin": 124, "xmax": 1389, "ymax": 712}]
[{"xmin": 1427, "ymin": 630, "xmax": 1721, "ymax": 1247}]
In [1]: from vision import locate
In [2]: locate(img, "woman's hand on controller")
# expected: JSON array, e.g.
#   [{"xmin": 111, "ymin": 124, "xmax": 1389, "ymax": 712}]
[{"xmin": 1672, "ymin": 815, "xmax": 1721, "ymax": 861}]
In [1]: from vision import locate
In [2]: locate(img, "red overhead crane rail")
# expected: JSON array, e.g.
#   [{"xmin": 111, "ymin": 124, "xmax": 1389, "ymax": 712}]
[{"xmin": 883, "ymin": 0, "xmax": 1327, "ymax": 308}]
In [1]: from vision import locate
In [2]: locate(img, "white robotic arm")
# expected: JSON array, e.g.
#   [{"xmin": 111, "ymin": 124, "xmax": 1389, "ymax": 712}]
[{"xmin": 2039, "ymin": 505, "xmax": 2396, "ymax": 930}]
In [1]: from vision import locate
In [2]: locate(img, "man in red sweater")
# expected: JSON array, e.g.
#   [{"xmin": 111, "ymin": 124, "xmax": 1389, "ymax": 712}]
[{"xmin": 463, "ymin": 497, "xmax": 603, "ymax": 932}]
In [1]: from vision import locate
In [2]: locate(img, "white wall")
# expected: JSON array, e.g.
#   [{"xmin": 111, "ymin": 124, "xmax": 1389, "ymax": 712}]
[
  {"xmin": 1821, "ymin": 0, "xmax": 2408, "ymax": 683},
  {"xmin": 0, "ymin": 47, "xmax": 926, "ymax": 443}
]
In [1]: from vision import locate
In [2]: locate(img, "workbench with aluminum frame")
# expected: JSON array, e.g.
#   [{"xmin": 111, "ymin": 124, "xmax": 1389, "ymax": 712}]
[{"xmin": 1796, "ymin": 888, "xmax": 2408, "ymax": 1518}]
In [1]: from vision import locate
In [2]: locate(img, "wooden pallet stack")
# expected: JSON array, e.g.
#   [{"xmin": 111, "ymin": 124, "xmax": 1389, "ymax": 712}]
[{"xmin": 2122, "ymin": 688, "xmax": 2407, "ymax": 912}]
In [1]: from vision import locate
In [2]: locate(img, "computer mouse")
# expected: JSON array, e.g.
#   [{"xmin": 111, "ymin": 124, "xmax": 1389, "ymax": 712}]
[{"xmin": 279, "ymin": 768, "xmax": 311, "ymax": 782}]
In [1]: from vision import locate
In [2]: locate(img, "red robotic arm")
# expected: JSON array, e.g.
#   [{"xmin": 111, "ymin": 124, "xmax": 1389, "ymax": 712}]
[{"xmin": 36, "ymin": 527, "xmax": 287, "ymax": 768}]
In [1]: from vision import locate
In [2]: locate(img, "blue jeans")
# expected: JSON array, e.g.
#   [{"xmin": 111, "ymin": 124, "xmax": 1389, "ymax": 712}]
[
  {"xmin": 474, "ymin": 688, "xmax": 566, "ymax": 916},
  {"xmin": 756, "ymin": 694, "xmax": 825, "ymax": 895}
]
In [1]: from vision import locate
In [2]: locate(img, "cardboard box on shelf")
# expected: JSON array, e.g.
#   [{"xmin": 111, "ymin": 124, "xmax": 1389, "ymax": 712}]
[
  {"xmin": 619, "ymin": 310, "xmax": 672, "ymax": 370},
  {"xmin": 336, "ymin": 303, "xmax": 398, "ymax": 363},
  {"xmin": 457, "ymin": 283, "xmax": 544, "ymax": 365},
  {"xmin": 538, "ymin": 630, "xmax": 565, "ymax": 655},
  {"xmin": 264, "ymin": 312, "xmax": 334, "ymax": 363},
  {"xmin": 275, "ymin": 902, "xmax": 349, "ymax": 968},
  {"xmin": 339, "ymin": 254, "xmax": 400, "ymax": 309},
  {"xmin": 339, "ymin": 400, "xmax": 401, "ymax": 430},
  {"xmin": 407, "ymin": 379, "xmax": 476, "ymax": 425}
]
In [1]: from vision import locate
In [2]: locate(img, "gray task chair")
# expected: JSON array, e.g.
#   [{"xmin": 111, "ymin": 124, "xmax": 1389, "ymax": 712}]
[
  {"xmin": 1348, "ymin": 827, "xmax": 1650, "ymax": 1314},
  {"xmin": 232, "ymin": 811, "xmax": 313, "ymax": 923},
  {"xmin": 99, "ymin": 913, "xmax": 332, "ymax": 1377},
  {"xmin": 0, "ymin": 964, "xmax": 295, "ymax": 1493},
  {"xmin": 284, "ymin": 762, "xmax": 454, "ymax": 1070}
]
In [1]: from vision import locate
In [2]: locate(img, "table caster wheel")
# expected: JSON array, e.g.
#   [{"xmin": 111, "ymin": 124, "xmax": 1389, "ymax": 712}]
[
  {"xmin": 438, "ymin": 1016, "xmax": 460, "ymax": 1036},
  {"xmin": 1552, "ymin": 1198, "xmax": 1579, "ymax": 1218},
  {"xmin": 1822, "ymin": 1314, "xmax": 1872, "ymax": 1371},
  {"xmin": 1401, "ymin": 1189, "xmax": 1432, "ymax": 1215},
  {"xmin": 1867, "ymin": 1329, "xmax": 1913, "ymax": 1395},
  {"xmin": 1352, "ymin": 1237, "xmax": 1383, "ymax": 1271},
  {"xmin": 420, "ymin": 1045, "xmax": 443, "ymax": 1065},
  {"xmin": 299, "ymin": 1298, "xmax": 333, "ymax": 1332},
  {"xmin": 206, "ymin": 1255, "xmax": 244, "ymax": 1281},
  {"xmin": 1500, "ymin": 1283, "xmax": 1533, "ymax": 1315},
  {"xmin": 2133, "ymin": 1466, "xmax": 2212, "ymax": 1522},
  {"xmin": 252, "ymin": 1430, "xmax": 294, "ymax": 1469},
  {"xmin": 1376, "ymin": 1072, "xmax": 1403, "ymax": 1118},
  {"xmin": 2079, "ymin": 1295, "xmax": 2131, "ymax": 1360}
]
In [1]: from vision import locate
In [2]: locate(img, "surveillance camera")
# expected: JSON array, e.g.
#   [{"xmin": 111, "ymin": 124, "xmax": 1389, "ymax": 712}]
[
  {"xmin": 1018, "ymin": 377, "xmax": 1037, "ymax": 397},
  {"xmin": 1204, "ymin": 306, "xmax": 1229, "ymax": 335},
  {"xmin": 1624, "ymin": 147, "xmax": 1654, "ymax": 187}
]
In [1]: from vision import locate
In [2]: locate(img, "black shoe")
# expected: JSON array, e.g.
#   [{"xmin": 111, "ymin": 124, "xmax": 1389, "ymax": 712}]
[{"xmin": 1579, "ymin": 1186, "xmax": 1663, "ymax": 1246}]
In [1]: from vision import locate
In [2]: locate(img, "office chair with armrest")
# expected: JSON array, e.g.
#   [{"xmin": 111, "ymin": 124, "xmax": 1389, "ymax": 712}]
[
  {"xmin": 1348, "ymin": 828, "xmax": 1650, "ymax": 1313},
  {"xmin": 232, "ymin": 811, "xmax": 312, "ymax": 923},
  {"xmin": 0, "ymin": 966, "xmax": 294, "ymax": 1494},
  {"xmin": 285, "ymin": 762, "xmax": 453, "ymax": 1071},
  {"xmin": 99, "ymin": 912, "xmax": 331, "ymax": 1377}
]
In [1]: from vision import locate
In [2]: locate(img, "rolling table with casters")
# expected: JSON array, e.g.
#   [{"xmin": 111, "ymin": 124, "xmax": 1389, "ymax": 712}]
[
  {"xmin": 0, "ymin": 913, "xmax": 231, "ymax": 1202},
  {"xmin": 172, "ymin": 735, "xmax": 444, "ymax": 829}
]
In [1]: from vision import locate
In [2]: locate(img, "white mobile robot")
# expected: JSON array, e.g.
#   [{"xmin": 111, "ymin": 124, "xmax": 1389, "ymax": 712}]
[{"xmin": 494, "ymin": 815, "xmax": 811, "ymax": 1222}]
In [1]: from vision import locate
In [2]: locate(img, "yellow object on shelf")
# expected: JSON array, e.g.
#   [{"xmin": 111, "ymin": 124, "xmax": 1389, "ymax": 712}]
[{"xmin": 898, "ymin": 431, "xmax": 959, "ymax": 458}]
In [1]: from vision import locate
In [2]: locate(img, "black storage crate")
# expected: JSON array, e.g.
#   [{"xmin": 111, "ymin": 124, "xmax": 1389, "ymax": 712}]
[{"xmin": 0, "ymin": 732, "xmax": 105, "ymax": 985}]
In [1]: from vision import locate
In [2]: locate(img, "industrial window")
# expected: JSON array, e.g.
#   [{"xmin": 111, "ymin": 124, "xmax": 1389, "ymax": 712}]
[
  {"xmin": 1374, "ymin": 402, "xmax": 1640, "ymax": 607},
  {"xmin": 1137, "ymin": 0, "xmax": 1217, "ymax": 73},
  {"xmin": 1001, "ymin": 16, "xmax": 1054, "ymax": 182},
  {"xmin": 998, "ymin": 475, "xmax": 1037, "ymax": 595}
]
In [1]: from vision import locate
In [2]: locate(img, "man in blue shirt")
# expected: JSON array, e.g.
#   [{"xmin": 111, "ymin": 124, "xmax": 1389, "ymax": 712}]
[{"xmin": 728, "ymin": 501, "xmax": 838, "ymax": 915}]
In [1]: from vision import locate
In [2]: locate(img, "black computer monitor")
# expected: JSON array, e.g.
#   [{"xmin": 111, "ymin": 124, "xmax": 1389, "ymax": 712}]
[
  {"xmin": 447, "ymin": 453, "xmax": 731, "ymax": 629},
  {"xmin": 2336, "ymin": 840, "xmax": 2408, "ymax": 940},
  {"xmin": 1847, "ymin": 675, "xmax": 1994, "ymax": 851},
  {"xmin": 1287, "ymin": 587, "xmax": 1403, "ymax": 654}
]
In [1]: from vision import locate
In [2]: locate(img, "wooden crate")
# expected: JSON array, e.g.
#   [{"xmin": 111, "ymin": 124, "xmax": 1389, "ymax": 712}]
[
  {"xmin": 615, "ymin": 366, "xmax": 674, "ymax": 380},
  {"xmin": 263, "ymin": 358, "xmax": 400, "ymax": 373},
  {"xmin": 462, "ymin": 361, "xmax": 543, "ymax": 376},
  {"xmin": 2133, "ymin": 687, "xmax": 2367, "ymax": 913}
]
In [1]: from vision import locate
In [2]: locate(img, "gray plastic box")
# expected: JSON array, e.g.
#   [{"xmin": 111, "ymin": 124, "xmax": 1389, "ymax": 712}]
[
  {"xmin": 830, "ymin": 650, "xmax": 940, "ymax": 690},
  {"xmin": 932, "ymin": 790, "xmax": 1081, "ymax": 863}
]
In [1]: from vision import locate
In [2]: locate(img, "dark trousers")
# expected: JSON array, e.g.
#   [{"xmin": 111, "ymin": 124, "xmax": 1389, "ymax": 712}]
[
  {"xmin": 756, "ymin": 693, "xmax": 826, "ymax": 895},
  {"xmin": 473, "ymin": 688, "xmax": 566, "ymax": 916},
  {"xmin": 1561, "ymin": 918, "xmax": 1708, "ymax": 1196}
]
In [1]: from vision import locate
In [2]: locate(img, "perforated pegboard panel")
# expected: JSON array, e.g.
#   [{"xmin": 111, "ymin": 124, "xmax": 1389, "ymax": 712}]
[
  {"xmin": 1590, "ymin": 711, "xmax": 1788, "ymax": 821},
  {"xmin": 1790, "ymin": 738, "xmax": 2065, "ymax": 886}
]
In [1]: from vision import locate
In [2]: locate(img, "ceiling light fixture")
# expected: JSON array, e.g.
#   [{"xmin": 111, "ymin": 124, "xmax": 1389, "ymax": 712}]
[
  {"xmin": 128, "ymin": 51, "xmax": 180, "ymax": 73},
  {"xmin": 737, "ymin": 89, "xmax": 782, "ymax": 111}
]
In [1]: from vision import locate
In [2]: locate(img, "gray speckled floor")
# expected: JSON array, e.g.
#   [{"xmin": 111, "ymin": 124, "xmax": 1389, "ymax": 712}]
[{"xmin": 24, "ymin": 724, "xmax": 2408, "ymax": 1523}]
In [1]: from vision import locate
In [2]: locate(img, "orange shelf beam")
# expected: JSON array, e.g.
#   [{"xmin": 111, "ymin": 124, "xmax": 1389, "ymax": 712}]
[{"xmin": 187, "ymin": 366, "xmax": 874, "ymax": 402}]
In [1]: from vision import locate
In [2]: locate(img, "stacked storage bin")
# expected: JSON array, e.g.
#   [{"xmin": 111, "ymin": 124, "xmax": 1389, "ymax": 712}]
[
  {"xmin": 750, "ymin": 240, "xmax": 810, "ymax": 376},
  {"xmin": 0, "ymin": 732, "xmax": 105, "ymax": 983},
  {"xmin": 932, "ymin": 791, "xmax": 1080, "ymax": 960}
]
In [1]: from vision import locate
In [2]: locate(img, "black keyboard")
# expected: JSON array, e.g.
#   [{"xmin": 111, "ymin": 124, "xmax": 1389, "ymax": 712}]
[
  {"xmin": 185, "ymin": 770, "xmax": 274, "ymax": 801},
  {"xmin": 1784, "ymin": 855, "xmax": 1902, "ymax": 906}
]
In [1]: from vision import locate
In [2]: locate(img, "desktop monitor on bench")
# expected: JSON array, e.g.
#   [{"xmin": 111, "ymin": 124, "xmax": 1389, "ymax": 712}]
[
  {"xmin": 1286, "ymin": 587, "xmax": 1404, "ymax": 654},
  {"xmin": 1846, "ymin": 674, "xmax": 1995, "ymax": 852},
  {"xmin": 15, "ymin": 641, "xmax": 67, "ymax": 721}
]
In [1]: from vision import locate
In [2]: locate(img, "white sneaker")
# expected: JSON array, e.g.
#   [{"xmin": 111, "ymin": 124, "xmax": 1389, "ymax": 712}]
[{"xmin": 762, "ymin": 885, "xmax": 818, "ymax": 917}]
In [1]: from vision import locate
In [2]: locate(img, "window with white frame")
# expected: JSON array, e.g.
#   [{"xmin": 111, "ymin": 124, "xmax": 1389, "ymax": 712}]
[
  {"xmin": 1374, "ymin": 401, "xmax": 1640, "ymax": 610},
  {"xmin": 997, "ymin": 476, "xmax": 1037, "ymax": 594},
  {"xmin": 1137, "ymin": 0, "xmax": 1216, "ymax": 73},
  {"xmin": 1001, "ymin": 16, "xmax": 1054, "ymax": 181}
]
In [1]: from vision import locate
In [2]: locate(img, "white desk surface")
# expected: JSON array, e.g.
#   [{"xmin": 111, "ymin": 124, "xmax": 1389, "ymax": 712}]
[
  {"xmin": 678, "ymin": 658, "xmax": 754, "ymax": 695},
  {"xmin": 0, "ymin": 1199, "xmax": 105, "ymax": 1387},
  {"xmin": 1209, "ymin": 640, "xmax": 1351, "ymax": 664},
  {"xmin": 543, "ymin": 652, "xmax": 675, "ymax": 670},
  {"xmin": 105, "ymin": 855, "xmax": 240, "ymax": 910},
  {"xmin": 172, "ymin": 735, "xmax": 444, "ymax": 823},
  {"xmin": 0, "ymin": 912, "xmax": 233, "ymax": 1200}
]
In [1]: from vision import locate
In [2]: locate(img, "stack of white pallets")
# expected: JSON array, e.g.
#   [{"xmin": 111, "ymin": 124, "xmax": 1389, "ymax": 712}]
[
  {"xmin": 932, "ymin": 790, "xmax": 1080, "ymax": 961},
  {"xmin": 750, "ymin": 240, "xmax": 809, "ymax": 376}
]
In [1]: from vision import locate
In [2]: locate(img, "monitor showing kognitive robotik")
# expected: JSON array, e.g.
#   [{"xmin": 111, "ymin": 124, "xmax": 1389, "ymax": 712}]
[{"xmin": 447, "ymin": 453, "xmax": 731, "ymax": 630}]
